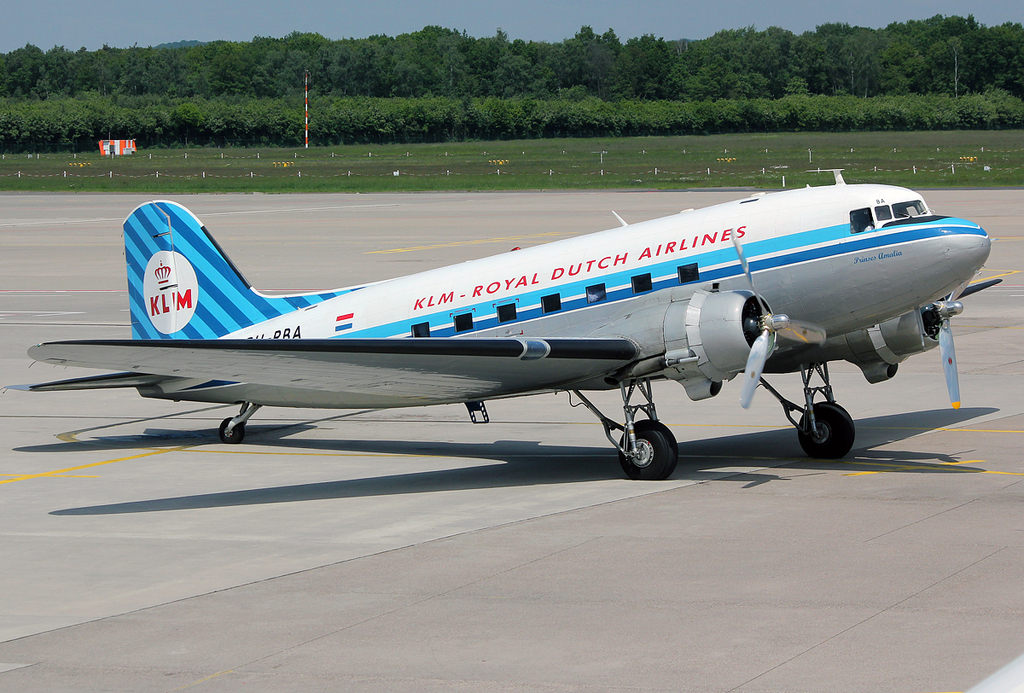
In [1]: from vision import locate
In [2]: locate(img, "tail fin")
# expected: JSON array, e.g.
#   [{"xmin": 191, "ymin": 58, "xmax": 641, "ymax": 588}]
[{"xmin": 124, "ymin": 201, "xmax": 339, "ymax": 339}]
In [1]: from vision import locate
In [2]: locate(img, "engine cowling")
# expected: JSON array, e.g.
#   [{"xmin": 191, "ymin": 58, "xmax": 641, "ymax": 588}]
[
  {"xmin": 843, "ymin": 309, "xmax": 937, "ymax": 383},
  {"xmin": 662, "ymin": 289, "xmax": 764, "ymax": 399}
]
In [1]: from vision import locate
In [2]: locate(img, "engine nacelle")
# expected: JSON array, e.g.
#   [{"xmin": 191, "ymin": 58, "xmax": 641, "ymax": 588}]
[
  {"xmin": 843, "ymin": 309, "xmax": 937, "ymax": 383},
  {"xmin": 663, "ymin": 289, "xmax": 764, "ymax": 396}
]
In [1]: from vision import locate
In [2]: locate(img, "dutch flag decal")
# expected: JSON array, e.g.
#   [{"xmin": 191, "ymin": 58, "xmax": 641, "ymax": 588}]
[{"xmin": 335, "ymin": 313, "xmax": 354, "ymax": 332}]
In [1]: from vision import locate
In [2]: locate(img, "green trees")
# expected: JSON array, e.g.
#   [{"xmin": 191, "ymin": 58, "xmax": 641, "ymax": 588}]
[
  {"xmin": 2, "ymin": 17, "xmax": 1024, "ymax": 151},
  {"xmin": 4, "ymin": 16, "xmax": 1022, "ymax": 102}
]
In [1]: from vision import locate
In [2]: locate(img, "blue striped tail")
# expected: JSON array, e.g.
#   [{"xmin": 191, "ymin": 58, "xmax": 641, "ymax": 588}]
[{"xmin": 124, "ymin": 200, "xmax": 341, "ymax": 339}]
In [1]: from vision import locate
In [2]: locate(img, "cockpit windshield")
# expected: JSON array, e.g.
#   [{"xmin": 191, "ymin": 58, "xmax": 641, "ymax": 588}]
[{"xmin": 892, "ymin": 200, "xmax": 927, "ymax": 218}]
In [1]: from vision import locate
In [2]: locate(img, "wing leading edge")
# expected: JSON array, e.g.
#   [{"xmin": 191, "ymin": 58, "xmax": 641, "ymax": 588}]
[{"xmin": 26, "ymin": 337, "xmax": 640, "ymax": 407}]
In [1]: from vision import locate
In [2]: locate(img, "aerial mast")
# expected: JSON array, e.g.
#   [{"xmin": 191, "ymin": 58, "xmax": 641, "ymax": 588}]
[{"xmin": 304, "ymin": 70, "xmax": 310, "ymax": 149}]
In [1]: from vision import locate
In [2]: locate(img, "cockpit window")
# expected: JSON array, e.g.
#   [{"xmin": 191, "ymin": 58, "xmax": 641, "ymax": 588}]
[
  {"xmin": 850, "ymin": 207, "xmax": 874, "ymax": 234},
  {"xmin": 892, "ymin": 200, "xmax": 927, "ymax": 218},
  {"xmin": 874, "ymin": 205, "xmax": 893, "ymax": 221}
]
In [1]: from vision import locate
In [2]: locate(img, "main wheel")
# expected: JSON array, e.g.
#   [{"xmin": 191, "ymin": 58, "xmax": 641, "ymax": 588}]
[
  {"xmin": 619, "ymin": 420, "xmax": 679, "ymax": 480},
  {"xmin": 797, "ymin": 402, "xmax": 855, "ymax": 458},
  {"xmin": 218, "ymin": 418, "xmax": 246, "ymax": 444},
  {"xmin": 634, "ymin": 419, "xmax": 679, "ymax": 458}
]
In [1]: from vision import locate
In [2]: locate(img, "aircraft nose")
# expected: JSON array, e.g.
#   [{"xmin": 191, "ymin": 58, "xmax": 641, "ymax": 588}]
[{"xmin": 946, "ymin": 225, "xmax": 991, "ymax": 281}]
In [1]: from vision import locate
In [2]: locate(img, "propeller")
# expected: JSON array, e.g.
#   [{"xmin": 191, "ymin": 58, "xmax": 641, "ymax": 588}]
[
  {"xmin": 731, "ymin": 235, "xmax": 826, "ymax": 408},
  {"xmin": 739, "ymin": 323, "xmax": 775, "ymax": 409},
  {"xmin": 938, "ymin": 317, "xmax": 960, "ymax": 409},
  {"xmin": 922, "ymin": 298, "xmax": 965, "ymax": 409},
  {"xmin": 923, "ymin": 276, "xmax": 1002, "ymax": 409}
]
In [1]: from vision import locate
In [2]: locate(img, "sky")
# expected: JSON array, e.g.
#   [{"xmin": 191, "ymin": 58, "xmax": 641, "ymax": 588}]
[{"xmin": 3, "ymin": 0, "xmax": 1022, "ymax": 53}]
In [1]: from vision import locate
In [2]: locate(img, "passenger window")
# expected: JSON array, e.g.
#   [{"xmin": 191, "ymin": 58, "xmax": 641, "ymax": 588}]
[
  {"xmin": 496, "ymin": 303, "xmax": 517, "ymax": 323},
  {"xmin": 453, "ymin": 313, "xmax": 473, "ymax": 332},
  {"xmin": 850, "ymin": 207, "xmax": 874, "ymax": 234},
  {"xmin": 541, "ymin": 293, "xmax": 561, "ymax": 313},
  {"xmin": 677, "ymin": 263, "xmax": 699, "ymax": 283},
  {"xmin": 411, "ymin": 322, "xmax": 430, "ymax": 337},
  {"xmin": 874, "ymin": 205, "xmax": 893, "ymax": 221},
  {"xmin": 586, "ymin": 284, "xmax": 607, "ymax": 304},
  {"xmin": 631, "ymin": 273, "xmax": 653, "ymax": 293}
]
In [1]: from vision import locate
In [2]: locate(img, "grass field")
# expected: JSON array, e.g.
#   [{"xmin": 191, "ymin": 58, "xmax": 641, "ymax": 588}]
[{"xmin": 2, "ymin": 131, "xmax": 1022, "ymax": 192}]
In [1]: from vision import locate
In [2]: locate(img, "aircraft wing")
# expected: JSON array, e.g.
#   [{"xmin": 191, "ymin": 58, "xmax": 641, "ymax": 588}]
[{"xmin": 25, "ymin": 338, "xmax": 640, "ymax": 406}]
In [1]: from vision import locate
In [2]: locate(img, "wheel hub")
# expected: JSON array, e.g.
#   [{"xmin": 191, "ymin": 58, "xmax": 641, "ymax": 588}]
[
  {"xmin": 630, "ymin": 439, "xmax": 655, "ymax": 468},
  {"xmin": 811, "ymin": 420, "xmax": 832, "ymax": 445}
]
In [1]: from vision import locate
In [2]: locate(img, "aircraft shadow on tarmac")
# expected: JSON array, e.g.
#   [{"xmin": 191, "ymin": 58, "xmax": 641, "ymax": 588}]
[{"xmin": 47, "ymin": 407, "xmax": 999, "ymax": 516}]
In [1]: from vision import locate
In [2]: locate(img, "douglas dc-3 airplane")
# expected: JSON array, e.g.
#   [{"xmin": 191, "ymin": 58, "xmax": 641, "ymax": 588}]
[{"xmin": 15, "ymin": 177, "xmax": 997, "ymax": 480}]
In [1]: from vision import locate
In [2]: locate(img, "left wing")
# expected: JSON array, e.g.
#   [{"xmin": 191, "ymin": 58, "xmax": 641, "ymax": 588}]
[{"xmin": 26, "ymin": 337, "xmax": 640, "ymax": 406}]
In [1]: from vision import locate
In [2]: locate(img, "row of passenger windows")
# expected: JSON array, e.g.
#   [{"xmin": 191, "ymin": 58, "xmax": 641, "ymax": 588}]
[{"xmin": 411, "ymin": 263, "xmax": 700, "ymax": 336}]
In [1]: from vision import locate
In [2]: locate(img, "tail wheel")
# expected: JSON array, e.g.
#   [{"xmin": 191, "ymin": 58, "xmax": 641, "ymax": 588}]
[
  {"xmin": 797, "ymin": 402, "xmax": 855, "ymax": 459},
  {"xmin": 218, "ymin": 418, "xmax": 246, "ymax": 444},
  {"xmin": 619, "ymin": 419, "xmax": 679, "ymax": 480}
]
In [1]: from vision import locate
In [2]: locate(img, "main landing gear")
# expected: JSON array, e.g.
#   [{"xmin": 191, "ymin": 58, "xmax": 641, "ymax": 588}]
[
  {"xmin": 218, "ymin": 402, "xmax": 262, "ymax": 444},
  {"xmin": 758, "ymin": 363, "xmax": 856, "ymax": 459},
  {"xmin": 572, "ymin": 379, "xmax": 679, "ymax": 480}
]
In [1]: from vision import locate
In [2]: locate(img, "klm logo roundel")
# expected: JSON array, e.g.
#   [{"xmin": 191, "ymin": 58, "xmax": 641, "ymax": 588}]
[{"xmin": 143, "ymin": 251, "xmax": 199, "ymax": 334}]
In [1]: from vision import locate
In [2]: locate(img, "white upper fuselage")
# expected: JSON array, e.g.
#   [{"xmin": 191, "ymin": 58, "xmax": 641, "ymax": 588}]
[{"xmin": 229, "ymin": 184, "xmax": 990, "ymax": 354}]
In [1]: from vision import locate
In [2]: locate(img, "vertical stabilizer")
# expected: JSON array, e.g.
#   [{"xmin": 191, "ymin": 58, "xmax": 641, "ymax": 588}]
[{"xmin": 123, "ymin": 201, "xmax": 339, "ymax": 339}]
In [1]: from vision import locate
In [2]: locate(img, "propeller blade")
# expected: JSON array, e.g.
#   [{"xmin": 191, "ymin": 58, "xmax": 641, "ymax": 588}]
[
  {"xmin": 775, "ymin": 318, "xmax": 827, "ymax": 346},
  {"xmin": 739, "ymin": 330, "xmax": 773, "ymax": 409},
  {"xmin": 731, "ymin": 234, "xmax": 770, "ymax": 314},
  {"xmin": 957, "ymin": 277, "xmax": 1002, "ymax": 300},
  {"xmin": 938, "ymin": 318, "xmax": 961, "ymax": 409},
  {"xmin": 731, "ymin": 233, "xmax": 753, "ymax": 283}
]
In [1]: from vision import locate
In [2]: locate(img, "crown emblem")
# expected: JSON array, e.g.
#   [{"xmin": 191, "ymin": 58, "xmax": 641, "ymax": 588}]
[{"xmin": 154, "ymin": 262, "xmax": 172, "ymax": 282}]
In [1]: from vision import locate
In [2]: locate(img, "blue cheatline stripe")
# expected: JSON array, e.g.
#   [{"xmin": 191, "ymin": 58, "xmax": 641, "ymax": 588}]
[{"xmin": 331, "ymin": 220, "xmax": 983, "ymax": 340}]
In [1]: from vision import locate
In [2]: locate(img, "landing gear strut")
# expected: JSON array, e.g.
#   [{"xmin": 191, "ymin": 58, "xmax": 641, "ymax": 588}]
[
  {"xmin": 218, "ymin": 402, "xmax": 262, "ymax": 444},
  {"xmin": 759, "ymin": 363, "xmax": 855, "ymax": 459},
  {"xmin": 571, "ymin": 379, "xmax": 679, "ymax": 480}
]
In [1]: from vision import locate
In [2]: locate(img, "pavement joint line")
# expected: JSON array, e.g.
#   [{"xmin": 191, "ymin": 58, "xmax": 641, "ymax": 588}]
[
  {"xmin": 54, "ymin": 404, "xmax": 234, "ymax": 443},
  {"xmin": 181, "ymin": 449, "xmax": 603, "ymax": 459},
  {"xmin": 0, "ymin": 474, "xmax": 99, "ymax": 478}
]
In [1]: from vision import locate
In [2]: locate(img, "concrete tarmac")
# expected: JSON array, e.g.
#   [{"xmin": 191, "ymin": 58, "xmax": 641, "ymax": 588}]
[{"xmin": 0, "ymin": 189, "xmax": 1022, "ymax": 692}]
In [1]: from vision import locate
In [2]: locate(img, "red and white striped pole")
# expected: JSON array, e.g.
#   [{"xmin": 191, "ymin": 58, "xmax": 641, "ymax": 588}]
[{"xmin": 304, "ymin": 70, "xmax": 309, "ymax": 149}]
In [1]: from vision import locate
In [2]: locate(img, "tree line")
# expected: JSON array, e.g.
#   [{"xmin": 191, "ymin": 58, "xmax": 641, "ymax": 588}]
[
  {"xmin": 3, "ymin": 92, "xmax": 1022, "ymax": 152},
  {"xmin": 2, "ymin": 15, "xmax": 1023, "ymax": 102}
]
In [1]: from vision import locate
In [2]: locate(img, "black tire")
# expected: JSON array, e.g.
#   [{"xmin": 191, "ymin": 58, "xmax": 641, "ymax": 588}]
[
  {"xmin": 797, "ymin": 402, "xmax": 855, "ymax": 459},
  {"xmin": 218, "ymin": 418, "xmax": 245, "ymax": 444},
  {"xmin": 619, "ymin": 421, "xmax": 679, "ymax": 480}
]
